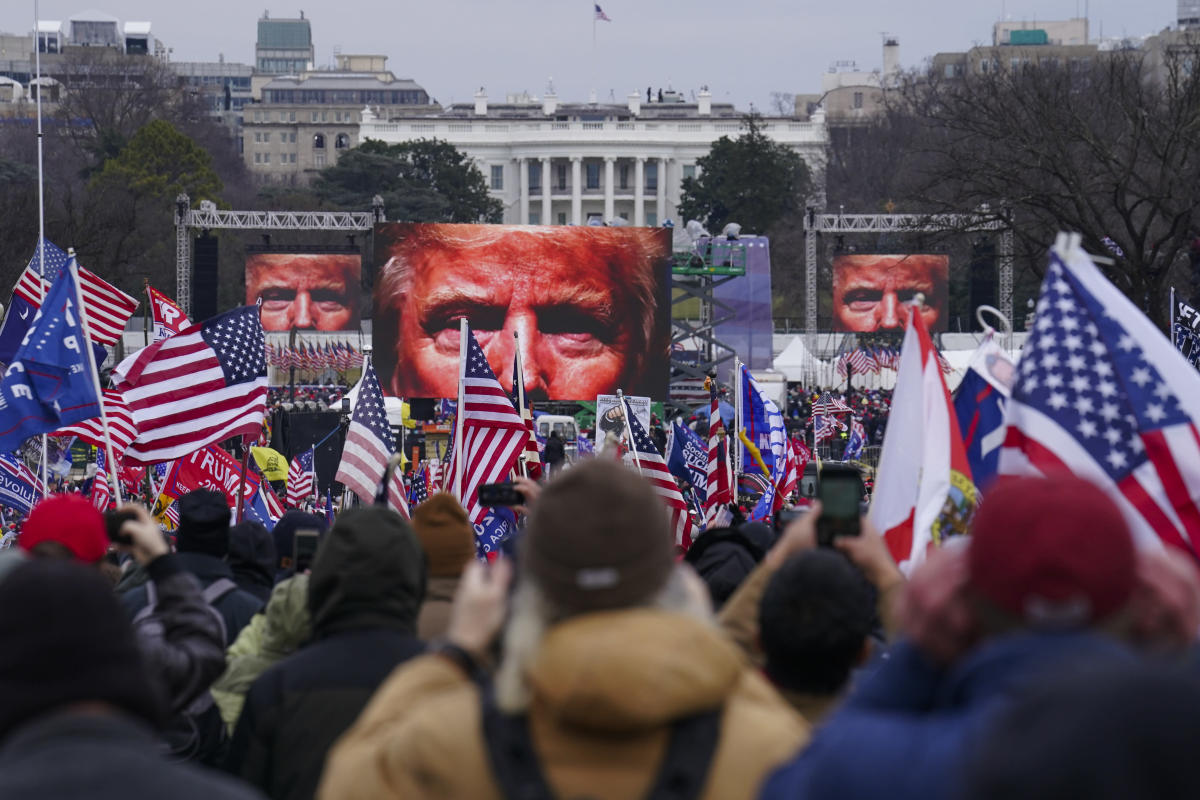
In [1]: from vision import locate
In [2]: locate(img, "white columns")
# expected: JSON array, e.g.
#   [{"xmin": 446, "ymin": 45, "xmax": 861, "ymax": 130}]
[
  {"xmin": 540, "ymin": 157, "xmax": 551, "ymax": 225},
  {"xmin": 656, "ymin": 157, "xmax": 667, "ymax": 224},
  {"xmin": 518, "ymin": 157, "xmax": 529, "ymax": 225},
  {"xmin": 603, "ymin": 156, "xmax": 615, "ymax": 222},
  {"xmin": 634, "ymin": 156, "xmax": 646, "ymax": 226},
  {"xmin": 570, "ymin": 156, "xmax": 583, "ymax": 225}
]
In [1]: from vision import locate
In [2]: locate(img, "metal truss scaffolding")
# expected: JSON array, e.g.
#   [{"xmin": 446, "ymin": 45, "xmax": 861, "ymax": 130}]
[
  {"xmin": 173, "ymin": 193, "xmax": 385, "ymax": 317},
  {"xmin": 803, "ymin": 211, "xmax": 1013, "ymax": 354},
  {"xmin": 670, "ymin": 240, "xmax": 748, "ymax": 383}
]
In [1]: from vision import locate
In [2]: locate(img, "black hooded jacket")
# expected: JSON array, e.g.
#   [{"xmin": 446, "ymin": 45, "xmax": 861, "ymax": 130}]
[{"xmin": 225, "ymin": 508, "xmax": 427, "ymax": 800}]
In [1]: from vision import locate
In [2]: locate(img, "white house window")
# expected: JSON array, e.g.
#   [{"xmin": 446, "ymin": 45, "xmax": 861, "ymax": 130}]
[{"xmin": 491, "ymin": 165, "xmax": 504, "ymax": 190}]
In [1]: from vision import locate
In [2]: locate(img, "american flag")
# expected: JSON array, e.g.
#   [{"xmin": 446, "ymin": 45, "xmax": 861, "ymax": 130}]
[
  {"xmin": 862, "ymin": 347, "xmax": 881, "ymax": 374},
  {"xmin": 446, "ymin": 324, "xmax": 527, "ymax": 526},
  {"xmin": 91, "ymin": 449, "xmax": 111, "ymax": 511},
  {"xmin": 334, "ymin": 360, "xmax": 401, "ymax": 511},
  {"xmin": 773, "ymin": 437, "xmax": 800, "ymax": 512},
  {"xmin": 388, "ymin": 467, "xmax": 410, "ymax": 520},
  {"xmin": 286, "ymin": 448, "xmax": 315, "ymax": 508},
  {"xmin": 512, "ymin": 347, "xmax": 542, "ymax": 479},
  {"xmin": 704, "ymin": 377, "xmax": 732, "ymax": 526},
  {"xmin": 999, "ymin": 237, "xmax": 1200, "ymax": 560},
  {"xmin": 812, "ymin": 393, "xmax": 854, "ymax": 416},
  {"xmin": 260, "ymin": 477, "xmax": 286, "ymax": 520},
  {"xmin": 848, "ymin": 348, "xmax": 869, "ymax": 374},
  {"xmin": 410, "ymin": 469, "xmax": 428, "ymax": 506},
  {"xmin": 623, "ymin": 396, "xmax": 697, "ymax": 548},
  {"xmin": 118, "ymin": 306, "xmax": 267, "ymax": 466},
  {"xmin": 52, "ymin": 389, "xmax": 138, "ymax": 459},
  {"xmin": 594, "ymin": 3, "xmax": 612, "ymax": 21},
  {"xmin": 15, "ymin": 250, "xmax": 138, "ymax": 346}
]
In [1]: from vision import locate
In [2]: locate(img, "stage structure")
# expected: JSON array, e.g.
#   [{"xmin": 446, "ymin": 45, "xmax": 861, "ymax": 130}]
[
  {"xmin": 173, "ymin": 193, "xmax": 386, "ymax": 318},
  {"xmin": 670, "ymin": 239, "xmax": 748, "ymax": 383},
  {"xmin": 803, "ymin": 209, "xmax": 1013, "ymax": 353}
]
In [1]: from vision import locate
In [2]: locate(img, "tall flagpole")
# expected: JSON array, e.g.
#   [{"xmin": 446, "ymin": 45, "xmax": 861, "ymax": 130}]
[
  {"xmin": 67, "ymin": 251, "xmax": 122, "ymax": 506},
  {"xmin": 733, "ymin": 357, "xmax": 743, "ymax": 476},
  {"xmin": 618, "ymin": 391, "xmax": 643, "ymax": 474},
  {"xmin": 34, "ymin": 0, "xmax": 49, "ymax": 497},
  {"xmin": 453, "ymin": 318, "xmax": 467, "ymax": 500},
  {"xmin": 513, "ymin": 330, "xmax": 528, "ymax": 478}
]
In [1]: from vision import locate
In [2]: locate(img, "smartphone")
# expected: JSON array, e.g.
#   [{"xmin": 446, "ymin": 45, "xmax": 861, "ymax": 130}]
[
  {"xmin": 816, "ymin": 464, "xmax": 865, "ymax": 547},
  {"xmin": 103, "ymin": 509, "xmax": 139, "ymax": 545},
  {"xmin": 478, "ymin": 483, "xmax": 525, "ymax": 507},
  {"xmin": 293, "ymin": 529, "xmax": 321, "ymax": 573}
]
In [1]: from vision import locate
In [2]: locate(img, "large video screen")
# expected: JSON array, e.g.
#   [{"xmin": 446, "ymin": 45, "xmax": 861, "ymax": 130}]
[
  {"xmin": 373, "ymin": 223, "xmax": 673, "ymax": 401},
  {"xmin": 831, "ymin": 254, "xmax": 949, "ymax": 333},
  {"xmin": 245, "ymin": 252, "xmax": 362, "ymax": 332}
]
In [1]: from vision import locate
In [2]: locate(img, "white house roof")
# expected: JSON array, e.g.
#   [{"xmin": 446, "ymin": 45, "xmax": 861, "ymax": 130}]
[
  {"xmin": 68, "ymin": 9, "xmax": 120, "ymax": 23},
  {"xmin": 123, "ymin": 21, "xmax": 152, "ymax": 35},
  {"xmin": 36, "ymin": 20, "xmax": 63, "ymax": 33}
]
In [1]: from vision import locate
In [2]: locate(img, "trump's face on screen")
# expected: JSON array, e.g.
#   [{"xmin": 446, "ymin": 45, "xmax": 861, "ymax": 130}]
[
  {"xmin": 373, "ymin": 224, "xmax": 670, "ymax": 401},
  {"xmin": 831, "ymin": 254, "xmax": 949, "ymax": 333}
]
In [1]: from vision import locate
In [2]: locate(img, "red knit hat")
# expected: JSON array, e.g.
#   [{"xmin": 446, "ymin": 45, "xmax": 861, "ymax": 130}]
[
  {"xmin": 969, "ymin": 474, "xmax": 1135, "ymax": 628},
  {"xmin": 19, "ymin": 495, "xmax": 109, "ymax": 564}
]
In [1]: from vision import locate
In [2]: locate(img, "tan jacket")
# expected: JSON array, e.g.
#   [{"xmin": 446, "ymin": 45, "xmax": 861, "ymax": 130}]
[
  {"xmin": 318, "ymin": 609, "xmax": 808, "ymax": 800},
  {"xmin": 416, "ymin": 576, "xmax": 458, "ymax": 641}
]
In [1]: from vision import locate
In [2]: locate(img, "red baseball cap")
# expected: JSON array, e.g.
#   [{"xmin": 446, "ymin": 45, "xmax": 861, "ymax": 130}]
[
  {"xmin": 19, "ymin": 495, "xmax": 109, "ymax": 564},
  {"xmin": 969, "ymin": 474, "xmax": 1135, "ymax": 628}
]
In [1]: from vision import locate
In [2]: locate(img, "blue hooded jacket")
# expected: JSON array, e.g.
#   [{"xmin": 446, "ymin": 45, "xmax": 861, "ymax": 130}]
[{"xmin": 760, "ymin": 631, "xmax": 1138, "ymax": 800}]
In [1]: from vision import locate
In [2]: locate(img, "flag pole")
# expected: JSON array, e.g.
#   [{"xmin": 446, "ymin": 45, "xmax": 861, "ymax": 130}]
[
  {"xmin": 514, "ymin": 330, "xmax": 528, "ymax": 479},
  {"xmin": 733, "ymin": 357, "xmax": 743, "ymax": 477},
  {"xmin": 454, "ymin": 318, "xmax": 467, "ymax": 500},
  {"xmin": 618, "ymin": 391, "xmax": 643, "ymax": 474},
  {"xmin": 34, "ymin": 0, "xmax": 49, "ymax": 498},
  {"xmin": 235, "ymin": 435, "xmax": 252, "ymax": 521},
  {"xmin": 66, "ymin": 251, "xmax": 122, "ymax": 506}
]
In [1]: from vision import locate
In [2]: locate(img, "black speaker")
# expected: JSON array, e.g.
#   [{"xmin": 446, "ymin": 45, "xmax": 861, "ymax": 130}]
[
  {"xmin": 968, "ymin": 238, "xmax": 997, "ymax": 329},
  {"xmin": 285, "ymin": 411, "xmax": 346, "ymax": 494},
  {"xmin": 192, "ymin": 233, "xmax": 219, "ymax": 323},
  {"xmin": 407, "ymin": 398, "xmax": 436, "ymax": 421}
]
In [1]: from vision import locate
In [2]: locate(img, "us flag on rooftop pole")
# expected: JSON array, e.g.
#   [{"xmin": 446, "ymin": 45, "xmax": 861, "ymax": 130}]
[
  {"xmin": 623, "ymin": 395, "xmax": 698, "ymax": 549},
  {"xmin": 999, "ymin": 233, "xmax": 1200, "ymax": 561},
  {"xmin": 333, "ymin": 359, "xmax": 408, "ymax": 518},
  {"xmin": 446, "ymin": 321, "xmax": 528, "ymax": 527},
  {"xmin": 117, "ymin": 305, "xmax": 268, "ymax": 466}
]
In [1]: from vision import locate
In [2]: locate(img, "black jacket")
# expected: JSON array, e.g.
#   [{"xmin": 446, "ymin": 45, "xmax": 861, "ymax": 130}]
[
  {"xmin": 0, "ymin": 711, "xmax": 263, "ymax": 800},
  {"xmin": 121, "ymin": 553, "xmax": 264, "ymax": 647},
  {"xmin": 225, "ymin": 507, "xmax": 427, "ymax": 800}
]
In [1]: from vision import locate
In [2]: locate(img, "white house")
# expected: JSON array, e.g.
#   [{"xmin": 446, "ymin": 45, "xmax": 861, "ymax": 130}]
[{"xmin": 357, "ymin": 87, "xmax": 827, "ymax": 226}]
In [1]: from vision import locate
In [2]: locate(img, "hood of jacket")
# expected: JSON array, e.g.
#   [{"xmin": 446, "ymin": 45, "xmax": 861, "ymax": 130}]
[
  {"xmin": 308, "ymin": 507, "xmax": 426, "ymax": 638},
  {"xmin": 526, "ymin": 608, "xmax": 744, "ymax": 734},
  {"xmin": 261, "ymin": 573, "xmax": 312, "ymax": 658}
]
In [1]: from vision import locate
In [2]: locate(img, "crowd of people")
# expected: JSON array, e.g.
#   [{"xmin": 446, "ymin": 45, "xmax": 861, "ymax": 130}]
[{"xmin": 1, "ymin": 458, "xmax": 1199, "ymax": 799}]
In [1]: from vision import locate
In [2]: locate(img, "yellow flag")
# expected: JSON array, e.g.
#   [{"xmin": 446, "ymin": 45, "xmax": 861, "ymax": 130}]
[
  {"xmin": 250, "ymin": 447, "xmax": 288, "ymax": 482},
  {"xmin": 737, "ymin": 429, "xmax": 771, "ymax": 477}
]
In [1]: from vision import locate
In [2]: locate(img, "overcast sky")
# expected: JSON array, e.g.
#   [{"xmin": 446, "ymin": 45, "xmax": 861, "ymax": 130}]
[{"xmin": 3, "ymin": 1, "xmax": 1176, "ymax": 111}]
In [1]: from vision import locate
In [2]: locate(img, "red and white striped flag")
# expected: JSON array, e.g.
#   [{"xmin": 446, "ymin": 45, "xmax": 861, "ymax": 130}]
[
  {"xmin": 91, "ymin": 449, "xmax": 111, "ymax": 511},
  {"xmin": 117, "ymin": 306, "xmax": 268, "ymax": 466},
  {"xmin": 1000, "ymin": 235, "xmax": 1200, "ymax": 562},
  {"xmin": 446, "ymin": 324, "xmax": 527, "ymax": 526},
  {"xmin": 15, "ymin": 262, "xmax": 137, "ymax": 346},
  {"xmin": 52, "ymin": 389, "xmax": 138, "ymax": 459},
  {"xmin": 703, "ymin": 378, "xmax": 732, "ymax": 527},
  {"xmin": 623, "ymin": 396, "xmax": 698, "ymax": 549},
  {"xmin": 388, "ymin": 467, "xmax": 410, "ymax": 520},
  {"xmin": 512, "ymin": 345, "xmax": 542, "ymax": 479},
  {"xmin": 334, "ymin": 360, "xmax": 395, "ymax": 504},
  {"xmin": 286, "ymin": 448, "xmax": 315, "ymax": 509}
]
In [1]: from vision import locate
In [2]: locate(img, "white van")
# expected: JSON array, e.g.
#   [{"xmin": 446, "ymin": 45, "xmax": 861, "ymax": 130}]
[{"xmin": 535, "ymin": 415, "xmax": 579, "ymax": 461}]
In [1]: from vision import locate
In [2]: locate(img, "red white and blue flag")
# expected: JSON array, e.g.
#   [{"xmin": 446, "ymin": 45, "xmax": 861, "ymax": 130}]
[
  {"xmin": 116, "ymin": 306, "xmax": 267, "ymax": 466},
  {"xmin": 286, "ymin": 448, "xmax": 315, "ymax": 509},
  {"xmin": 623, "ymin": 395, "xmax": 697, "ymax": 549},
  {"xmin": 594, "ymin": 3, "xmax": 612, "ymax": 21},
  {"xmin": 447, "ymin": 325, "xmax": 527, "ymax": 527},
  {"xmin": 999, "ymin": 235, "xmax": 1200, "ymax": 561},
  {"xmin": 91, "ymin": 449, "xmax": 111, "ymax": 511},
  {"xmin": 334, "ymin": 360, "xmax": 408, "ymax": 518}
]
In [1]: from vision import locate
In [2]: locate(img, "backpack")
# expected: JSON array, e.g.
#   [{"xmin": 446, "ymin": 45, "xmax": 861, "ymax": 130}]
[
  {"xmin": 481, "ymin": 685, "xmax": 721, "ymax": 800},
  {"xmin": 133, "ymin": 577, "xmax": 238, "ymax": 765}
]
